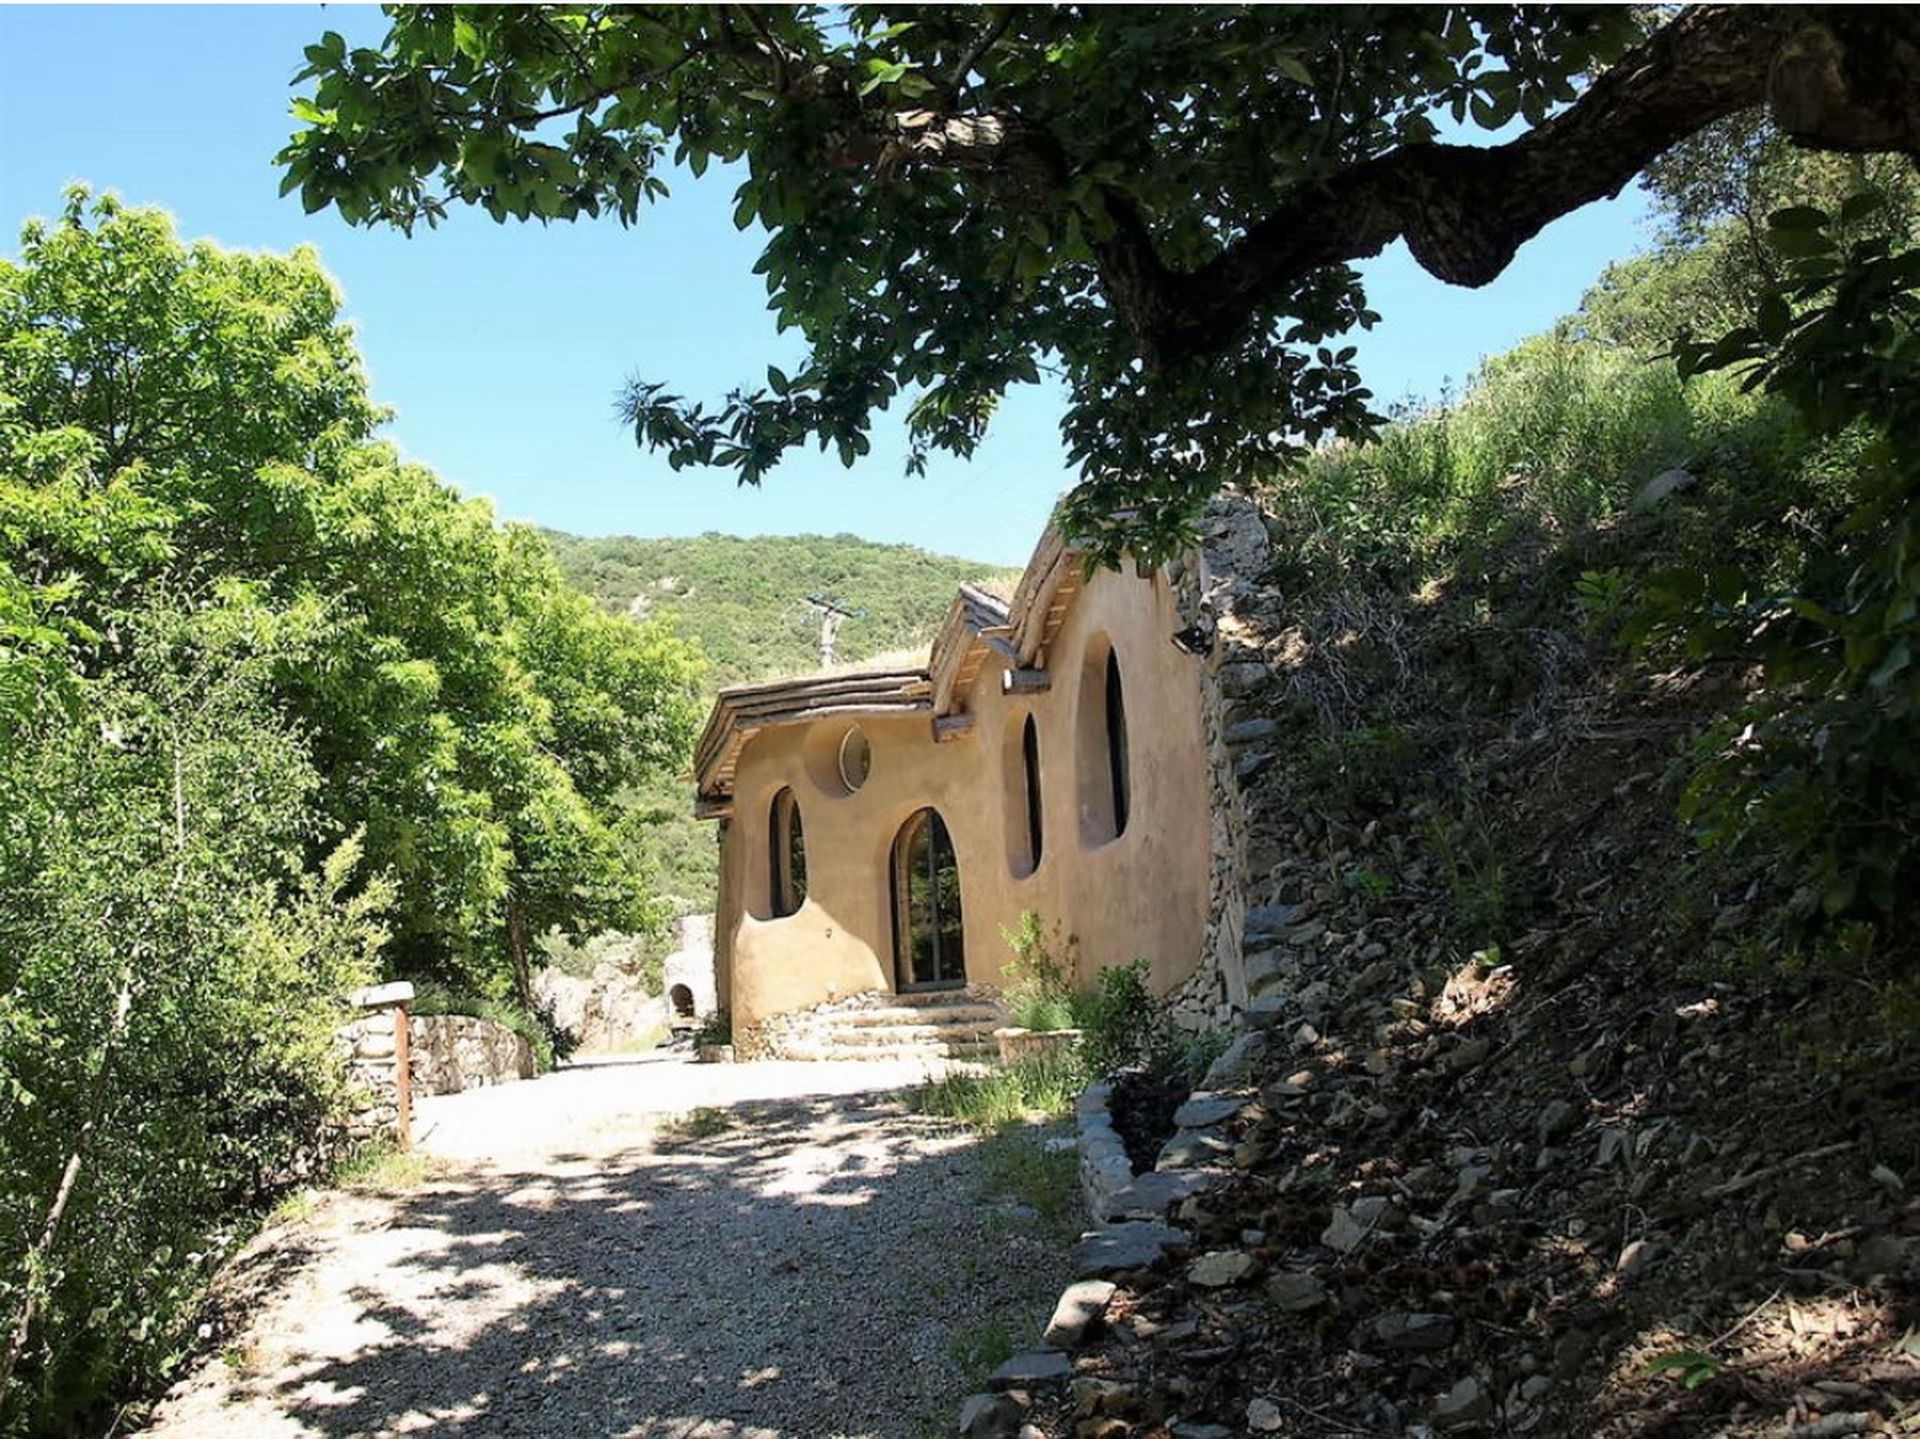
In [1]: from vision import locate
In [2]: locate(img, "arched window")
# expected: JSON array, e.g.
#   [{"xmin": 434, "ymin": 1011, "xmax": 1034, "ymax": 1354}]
[
  {"xmin": 892, "ymin": 808, "xmax": 965, "ymax": 989},
  {"xmin": 1105, "ymin": 651, "xmax": 1131, "ymax": 836},
  {"xmin": 768, "ymin": 787, "xmax": 807, "ymax": 917},
  {"xmin": 1077, "ymin": 636, "xmax": 1133, "ymax": 846}
]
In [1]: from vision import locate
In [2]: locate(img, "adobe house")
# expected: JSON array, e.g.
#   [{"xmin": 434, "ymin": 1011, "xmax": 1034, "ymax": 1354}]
[{"xmin": 690, "ymin": 501, "xmax": 1271, "ymax": 1056}]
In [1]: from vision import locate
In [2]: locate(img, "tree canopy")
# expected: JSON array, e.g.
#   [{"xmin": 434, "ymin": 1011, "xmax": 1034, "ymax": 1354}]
[
  {"xmin": 1, "ymin": 190, "xmax": 705, "ymax": 996},
  {"xmin": 280, "ymin": 5, "xmax": 1920, "ymax": 559}
]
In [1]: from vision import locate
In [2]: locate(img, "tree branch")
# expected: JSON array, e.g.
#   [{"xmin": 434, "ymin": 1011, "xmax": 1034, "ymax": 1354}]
[{"xmin": 852, "ymin": 6, "xmax": 1919, "ymax": 370}]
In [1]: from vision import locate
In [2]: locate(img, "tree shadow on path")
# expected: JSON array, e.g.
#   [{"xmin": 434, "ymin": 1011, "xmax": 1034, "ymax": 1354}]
[{"xmin": 226, "ymin": 1089, "xmax": 1068, "ymax": 1438}]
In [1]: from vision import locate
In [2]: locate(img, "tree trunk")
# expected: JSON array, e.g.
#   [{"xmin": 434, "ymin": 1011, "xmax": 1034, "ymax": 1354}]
[{"xmin": 507, "ymin": 896, "xmax": 533, "ymax": 1013}]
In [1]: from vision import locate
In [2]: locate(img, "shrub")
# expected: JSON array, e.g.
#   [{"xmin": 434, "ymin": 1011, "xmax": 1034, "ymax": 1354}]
[
  {"xmin": 693, "ymin": 1009, "xmax": 733, "ymax": 1047},
  {"xmin": 1077, "ymin": 960, "xmax": 1177, "ymax": 1079},
  {"xmin": 1000, "ymin": 912, "xmax": 1081, "ymax": 1032},
  {"xmin": 1660, "ymin": 194, "xmax": 1920, "ymax": 928},
  {"xmin": 0, "ymin": 619, "xmax": 389, "ymax": 1431}
]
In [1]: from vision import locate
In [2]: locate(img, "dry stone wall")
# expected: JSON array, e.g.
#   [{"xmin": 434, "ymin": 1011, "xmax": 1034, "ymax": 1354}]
[
  {"xmin": 335, "ymin": 1006, "xmax": 406, "ymax": 1143},
  {"xmin": 1164, "ymin": 493, "xmax": 1271, "ymax": 1033},
  {"xmin": 333, "ymin": 984, "xmax": 534, "ymax": 1146},
  {"xmin": 407, "ymin": 1014, "xmax": 535, "ymax": 1096}
]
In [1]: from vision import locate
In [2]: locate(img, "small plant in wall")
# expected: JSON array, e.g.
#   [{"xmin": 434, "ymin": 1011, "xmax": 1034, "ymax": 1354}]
[
  {"xmin": 996, "ymin": 912, "xmax": 1087, "ymax": 1064},
  {"xmin": 693, "ymin": 1009, "xmax": 734, "ymax": 1063},
  {"xmin": 999, "ymin": 912, "xmax": 1081, "ymax": 1033}
]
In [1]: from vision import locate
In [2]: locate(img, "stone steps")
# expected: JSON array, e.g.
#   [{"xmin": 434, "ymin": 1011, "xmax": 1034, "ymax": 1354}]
[
  {"xmin": 780, "ymin": 1038, "xmax": 999, "ymax": 1063},
  {"xmin": 786, "ymin": 992, "xmax": 1008, "ymax": 1063},
  {"xmin": 837, "ymin": 1003, "xmax": 1005, "ymax": 1027},
  {"xmin": 827, "ymin": 1021, "xmax": 1001, "ymax": 1047}
]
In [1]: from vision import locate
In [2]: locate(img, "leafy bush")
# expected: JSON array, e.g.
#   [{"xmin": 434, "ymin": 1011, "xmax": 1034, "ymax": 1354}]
[
  {"xmin": 1000, "ymin": 912, "xmax": 1081, "ymax": 1032},
  {"xmin": 0, "ymin": 614, "xmax": 389, "ymax": 1431},
  {"xmin": 1077, "ymin": 961, "xmax": 1178, "ymax": 1080},
  {"xmin": 0, "ymin": 189, "xmax": 704, "ymax": 1003},
  {"xmin": 693, "ymin": 1010, "xmax": 733, "ymax": 1047},
  {"xmin": 1658, "ymin": 194, "xmax": 1920, "ymax": 924}
]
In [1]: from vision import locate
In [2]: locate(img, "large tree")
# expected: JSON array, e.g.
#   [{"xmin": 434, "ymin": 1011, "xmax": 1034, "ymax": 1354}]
[
  {"xmin": 1, "ymin": 192, "xmax": 704, "ymax": 996},
  {"xmin": 280, "ymin": 6, "xmax": 1920, "ymax": 558}
]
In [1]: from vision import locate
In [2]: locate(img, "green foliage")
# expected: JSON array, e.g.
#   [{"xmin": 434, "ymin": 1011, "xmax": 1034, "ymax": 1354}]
[
  {"xmin": 0, "ymin": 190, "xmax": 701, "ymax": 1429},
  {"xmin": 1424, "ymin": 786, "xmax": 1522, "ymax": 948},
  {"xmin": 999, "ymin": 912, "xmax": 1080, "ymax": 1033},
  {"xmin": 0, "ymin": 189, "xmax": 704, "ymax": 996},
  {"xmin": 978, "ymin": 1134, "xmax": 1080, "ymax": 1231},
  {"xmin": 0, "ymin": 609, "xmax": 390, "ymax": 1431},
  {"xmin": 1656, "ymin": 193, "xmax": 1920, "ymax": 922},
  {"xmin": 1077, "ymin": 960, "xmax": 1176, "ymax": 1080},
  {"xmin": 693, "ymin": 1010, "xmax": 732, "ymax": 1048},
  {"xmin": 279, "ymin": 6, "xmax": 1647, "ymax": 561},
  {"xmin": 661, "ymin": 1106, "xmax": 733, "ymax": 1142},
  {"xmin": 1645, "ymin": 1349, "xmax": 1723, "ymax": 1391},
  {"xmin": 946, "ymin": 1320, "xmax": 1014, "ymax": 1383}
]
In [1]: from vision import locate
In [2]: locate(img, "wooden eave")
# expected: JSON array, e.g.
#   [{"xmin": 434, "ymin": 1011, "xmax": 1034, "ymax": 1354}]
[
  {"xmin": 692, "ymin": 667, "xmax": 931, "ymax": 810},
  {"xmin": 928, "ymin": 582, "xmax": 1012, "ymax": 717},
  {"xmin": 689, "ymin": 517, "xmax": 1101, "ymax": 823}
]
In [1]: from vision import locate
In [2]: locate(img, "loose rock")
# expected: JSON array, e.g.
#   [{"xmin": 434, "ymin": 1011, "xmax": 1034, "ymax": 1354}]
[
  {"xmin": 1044, "ymin": 1280, "xmax": 1116, "ymax": 1349},
  {"xmin": 1188, "ymin": 1249, "xmax": 1260, "ymax": 1288}
]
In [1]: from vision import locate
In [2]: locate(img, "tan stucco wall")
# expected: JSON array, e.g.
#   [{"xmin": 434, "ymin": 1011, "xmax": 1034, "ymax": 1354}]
[{"xmin": 713, "ymin": 560, "xmax": 1211, "ymax": 1033}]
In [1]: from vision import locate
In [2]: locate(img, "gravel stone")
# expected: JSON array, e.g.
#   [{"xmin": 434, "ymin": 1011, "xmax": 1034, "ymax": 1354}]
[{"xmin": 145, "ymin": 1053, "xmax": 1074, "ymax": 1438}]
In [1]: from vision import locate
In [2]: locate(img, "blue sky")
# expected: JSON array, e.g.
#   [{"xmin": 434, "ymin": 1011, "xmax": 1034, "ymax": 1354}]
[{"xmin": 0, "ymin": 5, "xmax": 1655, "ymax": 566}]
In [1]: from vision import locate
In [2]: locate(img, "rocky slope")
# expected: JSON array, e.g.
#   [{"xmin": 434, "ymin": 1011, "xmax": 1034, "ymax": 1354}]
[{"xmin": 971, "ymin": 495, "xmax": 1920, "ymax": 1438}]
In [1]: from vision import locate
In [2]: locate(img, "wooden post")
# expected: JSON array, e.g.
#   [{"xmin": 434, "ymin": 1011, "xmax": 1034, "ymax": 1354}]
[{"xmin": 394, "ymin": 998, "xmax": 412, "ymax": 1152}]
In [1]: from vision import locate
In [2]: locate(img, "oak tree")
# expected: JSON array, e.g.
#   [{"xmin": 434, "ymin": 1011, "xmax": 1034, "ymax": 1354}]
[{"xmin": 281, "ymin": 6, "xmax": 1920, "ymax": 557}]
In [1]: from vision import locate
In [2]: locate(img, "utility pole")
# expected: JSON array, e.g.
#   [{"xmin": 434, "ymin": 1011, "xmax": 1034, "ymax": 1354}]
[{"xmin": 803, "ymin": 593, "xmax": 862, "ymax": 667}]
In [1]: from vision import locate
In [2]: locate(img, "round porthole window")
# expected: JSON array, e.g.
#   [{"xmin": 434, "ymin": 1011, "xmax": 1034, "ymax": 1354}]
[{"xmin": 837, "ymin": 725, "xmax": 872, "ymax": 793}]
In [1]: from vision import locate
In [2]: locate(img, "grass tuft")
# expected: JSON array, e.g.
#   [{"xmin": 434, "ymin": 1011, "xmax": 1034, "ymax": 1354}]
[{"xmin": 906, "ymin": 1054, "xmax": 1088, "ymax": 1133}]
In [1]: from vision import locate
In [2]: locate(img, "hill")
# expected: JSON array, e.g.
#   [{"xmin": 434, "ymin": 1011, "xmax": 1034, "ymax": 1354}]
[
  {"xmin": 540, "ymin": 530, "xmax": 1014, "ymax": 692},
  {"xmin": 539, "ymin": 529, "xmax": 1012, "ymax": 923}
]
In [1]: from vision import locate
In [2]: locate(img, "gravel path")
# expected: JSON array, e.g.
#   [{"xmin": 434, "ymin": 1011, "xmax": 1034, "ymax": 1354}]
[{"xmin": 146, "ymin": 1053, "xmax": 1074, "ymax": 1438}]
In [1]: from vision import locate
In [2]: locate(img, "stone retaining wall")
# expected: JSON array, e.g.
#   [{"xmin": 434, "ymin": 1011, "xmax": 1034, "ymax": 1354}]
[
  {"xmin": 334, "ymin": 987, "xmax": 534, "ymax": 1145},
  {"xmin": 1163, "ymin": 494, "xmax": 1269, "ymax": 1033},
  {"xmin": 407, "ymin": 1014, "xmax": 535, "ymax": 1096},
  {"xmin": 336, "ymin": 1006, "xmax": 406, "ymax": 1143}
]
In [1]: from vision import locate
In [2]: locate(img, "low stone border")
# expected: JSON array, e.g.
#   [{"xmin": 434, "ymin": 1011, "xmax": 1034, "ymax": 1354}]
[
  {"xmin": 958, "ymin": 1076, "xmax": 1263, "ymax": 1435},
  {"xmin": 994, "ymin": 1026, "xmax": 1082, "ymax": 1065},
  {"xmin": 1075, "ymin": 1080, "xmax": 1135, "ymax": 1223}
]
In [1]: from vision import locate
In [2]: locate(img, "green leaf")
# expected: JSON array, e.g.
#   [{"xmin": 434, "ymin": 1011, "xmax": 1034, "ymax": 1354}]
[
  {"xmin": 1768, "ymin": 205, "xmax": 1830, "ymax": 232},
  {"xmin": 1840, "ymin": 190, "xmax": 1887, "ymax": 226},
  {"xmin": 453, "ymin": 15, "xmax": 485, "ymax": 61},
  {"xmin": 1756, "ymin": 293, "xmax": 1791, "ymax": 342},
  {"xmin": 1275, "ymin": 53, "xmax": 1313, "ymax": 86}
]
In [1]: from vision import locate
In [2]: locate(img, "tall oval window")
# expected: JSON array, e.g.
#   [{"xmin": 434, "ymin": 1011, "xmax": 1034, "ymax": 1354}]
[
  {"xmin": 1022, "ymin": 714, "xmax": 1044, "ymax": 870},
  {"xmin": 1078, "ymin": 636, "xmax": 1132, "ymax": 846},
  {"xmin": 1105, "ymin": 651, "xmax": 1131, "ymax": 837},
  {"xmin": 768, "ymin": 787, "xmax": 807, "ymax": 917},
  {"xmin": 1005, "ymin": 712, "xmax": 1045, "ymax": 879}
]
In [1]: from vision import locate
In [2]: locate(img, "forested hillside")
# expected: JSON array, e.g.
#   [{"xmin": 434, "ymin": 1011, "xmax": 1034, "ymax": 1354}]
[{"xmin": 542, "ymin": 529, "xmax": 1012, "ymax": 690}]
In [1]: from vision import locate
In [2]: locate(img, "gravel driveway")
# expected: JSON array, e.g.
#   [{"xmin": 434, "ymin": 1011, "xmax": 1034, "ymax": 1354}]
[{"xmin": 146, "ymin": 1053, "xmax": 1074, "ymax": 1438}]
